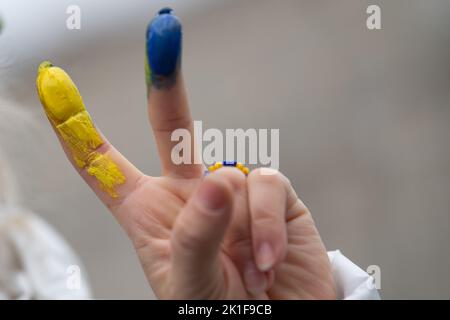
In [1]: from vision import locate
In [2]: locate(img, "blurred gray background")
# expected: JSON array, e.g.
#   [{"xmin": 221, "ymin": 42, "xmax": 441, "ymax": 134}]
[{"xmin": 1, "ymin": 0, "xmax": 450, "ymax": 299}]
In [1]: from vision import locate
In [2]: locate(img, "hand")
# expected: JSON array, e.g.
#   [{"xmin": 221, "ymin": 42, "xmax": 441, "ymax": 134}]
[{"xmin": 36, "ymin": 8, "xmax": 335, "ymax": 299}]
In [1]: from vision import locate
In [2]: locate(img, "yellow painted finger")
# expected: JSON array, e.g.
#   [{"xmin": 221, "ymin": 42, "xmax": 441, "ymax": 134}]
[{"xmin": 36, "ymin": 61, "xmax": 127, "ymax": 198}]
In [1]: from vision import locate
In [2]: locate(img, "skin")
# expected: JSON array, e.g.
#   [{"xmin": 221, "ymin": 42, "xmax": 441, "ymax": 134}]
[{"xmin": 36, "ymin": 11, "xmax": 336, "ymax": 300}]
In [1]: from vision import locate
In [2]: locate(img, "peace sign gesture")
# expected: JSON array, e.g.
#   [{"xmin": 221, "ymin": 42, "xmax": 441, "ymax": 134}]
[{"xmin": 36, "ymin": 8, "xmax": 335, "ymax": 299}]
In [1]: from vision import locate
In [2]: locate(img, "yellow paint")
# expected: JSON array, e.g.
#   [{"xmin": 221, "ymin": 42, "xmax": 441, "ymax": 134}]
[
  {"xmin": 56, "ymin": 111, "xmax": 103, "ymax": 167},
  {"xmin": 86, "ymin": 154, "xmax": 126, "ymax": 198},
  {"xmin": 37, "ymin": 61, "xmax": 85, "ymax": 124},
  {"xmin": 207, "ymin": 161, "xmax": 250, "ymax": 175},
  {"xmin": 36, "ymin": 61, "xmax": 126, "ymax": 198}
]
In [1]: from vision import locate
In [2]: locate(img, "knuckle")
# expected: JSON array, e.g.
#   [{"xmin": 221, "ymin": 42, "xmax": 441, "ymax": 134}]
[
  {"xmin": 251, "ymin": 168, "xmax": 285, "ymax": 188},
  {"xmin": 254, "ymin": 208, "xmax": 282, "ymax": 225}
]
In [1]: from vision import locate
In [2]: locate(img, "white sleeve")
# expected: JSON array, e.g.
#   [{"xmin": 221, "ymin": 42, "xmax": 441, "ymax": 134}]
[{"xmin": 328, "ymin": 250, "xmax": 381, "ymax": 300}]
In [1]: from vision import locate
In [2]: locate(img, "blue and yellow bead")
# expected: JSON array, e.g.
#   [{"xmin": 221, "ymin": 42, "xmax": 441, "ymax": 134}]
[{"xmin": 207, "ymin": 161, "xmax": 250, "ymax": 175}]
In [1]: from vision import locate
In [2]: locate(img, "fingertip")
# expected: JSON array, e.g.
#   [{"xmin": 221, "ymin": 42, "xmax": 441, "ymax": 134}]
[
  {"xmin": 208, "ymin": 166, "xmax": 247, "ymax": 191},
  {"xmin": 244, "ymin": 262, "xmax": 267, "ymax": 296},
  {"xmin": 255, "ymin": 233, "xmax": 288, "ymax": 271},
  {"xmin": 252, "ymin": 220, "xmax": 288, "ymax": 271},
  {"xmin": 197, "ymin": 174, "xmax": 234, "ymax": 213},
  {"xmin": 145, "ymin": 7, "xmax": 182, "ymax": 89},
  {"xmin": 256, "ymin": 241, "xmax": 276, "ymax": 272}
]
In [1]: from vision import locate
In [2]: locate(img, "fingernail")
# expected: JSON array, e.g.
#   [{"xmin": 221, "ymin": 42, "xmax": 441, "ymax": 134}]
[
  {"xmin": 257, "ymin": 242, "xmax": 275, "ymax": 272},
  {"xmin": 244, "ymin": 262, "xmax": 267, "ymax": 296},
  {"xmin": 197, "ymin": 179, "xmax": 229, "ymax": 212},
  {"xmin": 145, "ymin": 7, "xmax": 182, "ymax": 89}
]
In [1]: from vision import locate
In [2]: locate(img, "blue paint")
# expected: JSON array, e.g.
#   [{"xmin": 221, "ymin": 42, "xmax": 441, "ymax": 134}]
[
  {"xmin": 146, "ymin": 8, "xmax": 182, "ymax": 89},
  {"xmin": 158, "ymin": 7, "xmax": 173, "ymax": 15},
  {"xmin": 223, "ymin": 161, "xmax": 237, "ymax": 166}
]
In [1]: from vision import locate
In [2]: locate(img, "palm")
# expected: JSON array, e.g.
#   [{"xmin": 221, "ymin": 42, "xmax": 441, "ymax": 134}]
[
  {"xmin": 118, "ymin": 175, "xmax": 335, "ymax": 299},
  {"xmin": 268, "ymin": 218, "xmax": 335, "ymax": 299}
]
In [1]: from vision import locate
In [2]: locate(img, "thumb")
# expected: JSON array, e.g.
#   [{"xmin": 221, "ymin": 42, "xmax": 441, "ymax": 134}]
[{"xmin": 170, "ymin": 174, "xmax": 233, "ymax": 298}]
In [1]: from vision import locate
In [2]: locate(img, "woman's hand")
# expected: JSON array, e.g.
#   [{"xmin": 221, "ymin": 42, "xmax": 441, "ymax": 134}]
[
  {"xmin": 36, "ymin": 8, "xmax": 335, "ymax": 299},
  {"xmin": 125, "ymin": 167, "xmax": 336, "ymax": 299}
]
